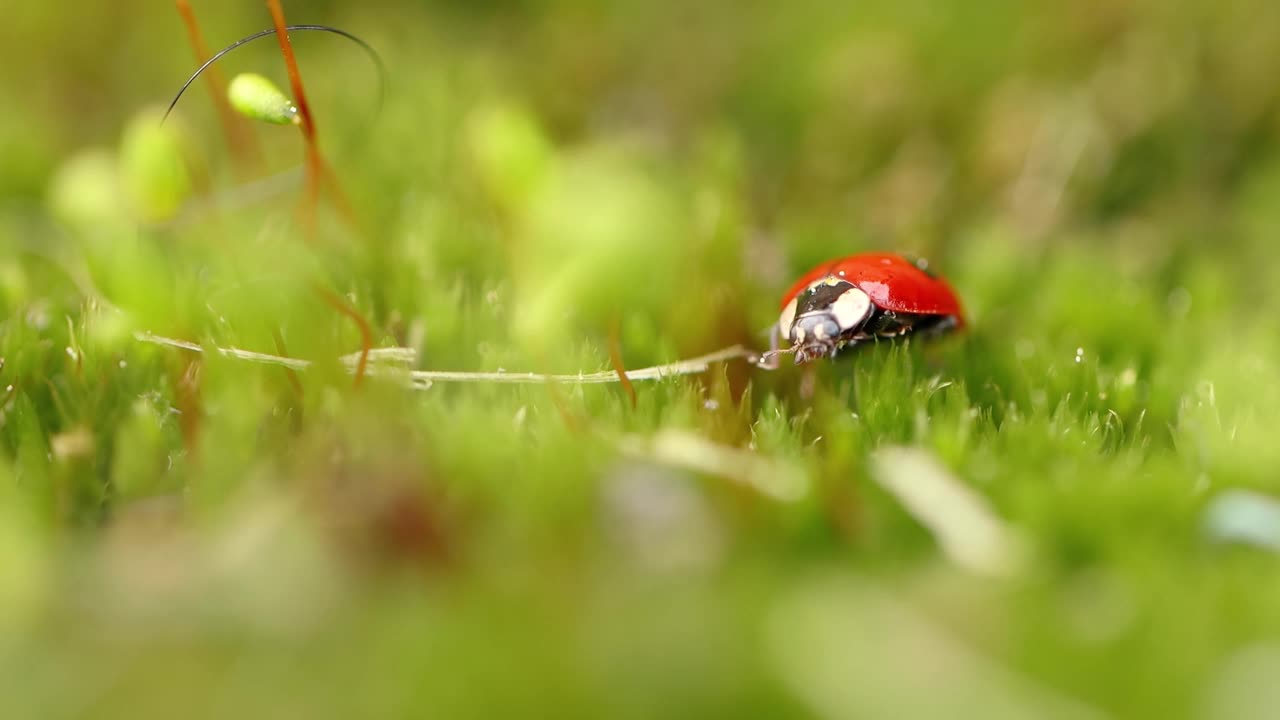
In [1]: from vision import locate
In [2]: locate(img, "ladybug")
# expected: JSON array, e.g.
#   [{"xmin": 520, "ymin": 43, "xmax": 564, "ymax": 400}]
[{"xmin": 764, "ymin": 252, "xmax": 964, "ymax": 366}]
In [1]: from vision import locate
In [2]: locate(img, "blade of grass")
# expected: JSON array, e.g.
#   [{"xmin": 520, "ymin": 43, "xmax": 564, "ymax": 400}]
[{"xmin": 135, "ymin": 333, "xmax": 755, "ymax": 386}]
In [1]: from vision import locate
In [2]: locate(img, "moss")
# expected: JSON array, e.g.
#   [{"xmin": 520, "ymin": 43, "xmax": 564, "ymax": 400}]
[{"xmin": 2, "ymin": 0, "xmax": 1280, "ymax": 717}]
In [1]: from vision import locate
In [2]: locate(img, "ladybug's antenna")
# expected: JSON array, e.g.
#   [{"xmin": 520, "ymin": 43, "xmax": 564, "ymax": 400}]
[
  {"xmin": 163, "ymin": 24, "xmax": 385, "ymax": 125},
  {"xmin": 756, "ymin": 346, "xmax": 797, "ymax": 370}
]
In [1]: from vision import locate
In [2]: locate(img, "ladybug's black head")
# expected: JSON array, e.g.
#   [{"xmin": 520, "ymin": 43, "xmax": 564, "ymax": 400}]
[{"xmin": 777, "ymin": 277, "xmax": 873, "ymax": 364}]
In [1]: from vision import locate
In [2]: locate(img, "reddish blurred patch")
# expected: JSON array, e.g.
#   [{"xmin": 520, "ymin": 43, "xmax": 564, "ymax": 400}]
[
  {"xmin": 300, "ymin": 433, "xmax": 460, "ymax": 573},
  {"xmin": 172, "ymin": 355, "xmax": 203, "ymax": 457}
]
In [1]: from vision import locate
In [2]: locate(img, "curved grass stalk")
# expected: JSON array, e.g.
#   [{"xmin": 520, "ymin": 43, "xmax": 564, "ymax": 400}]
[{"xmin": 135, "ymin": 332, "xmax": 757, "ymax": 389}]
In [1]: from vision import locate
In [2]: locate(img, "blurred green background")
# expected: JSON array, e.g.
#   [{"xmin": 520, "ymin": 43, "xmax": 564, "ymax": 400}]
[{"xmin": 4, "ymin": 0, "xmax": 1280, "ymax": 717}]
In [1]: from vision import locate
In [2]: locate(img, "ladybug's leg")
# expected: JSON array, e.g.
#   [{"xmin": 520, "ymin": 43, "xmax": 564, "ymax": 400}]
[
  {"xmin": 897, "ymin": 312, "xmax": 958, "ymax": 338},
  {"xmin": 861, "ymin": 308, "xmax": 903, "ymax": 337}
]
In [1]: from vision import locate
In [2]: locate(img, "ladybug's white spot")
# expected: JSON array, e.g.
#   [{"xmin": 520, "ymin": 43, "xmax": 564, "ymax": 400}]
[
  {"xmin": 777, "ymin": 297, "xmax": 798, "ymax": 339},
  {"xmin": 800, "ymin": 276, "xmax": 840, "ymax": 296},
  {"xmin": 829, "ymin": 287, "xmax": 873, "ymax": 332}
]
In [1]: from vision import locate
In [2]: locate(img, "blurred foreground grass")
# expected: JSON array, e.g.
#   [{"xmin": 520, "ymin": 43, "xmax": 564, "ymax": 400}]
[{"xmin": 4, "ymin": 0, "xmax": 1280, "ymax": 717}]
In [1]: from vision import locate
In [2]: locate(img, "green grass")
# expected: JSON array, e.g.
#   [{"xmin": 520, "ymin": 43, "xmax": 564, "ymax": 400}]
[{"xmin": 4, "ymin": 0, "xmax": 1280, "ymax": 717}]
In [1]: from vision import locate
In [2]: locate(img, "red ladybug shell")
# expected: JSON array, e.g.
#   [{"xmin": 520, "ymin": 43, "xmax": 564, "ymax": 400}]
[{"xmin": 781, "ymin": 252, "xmax": 964, "ymax": 323}]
